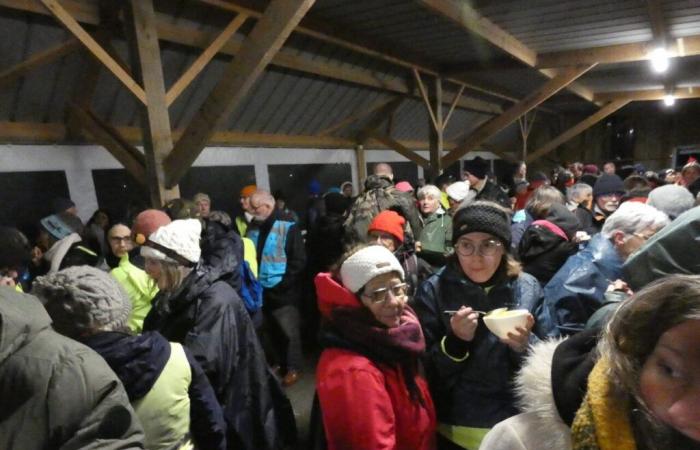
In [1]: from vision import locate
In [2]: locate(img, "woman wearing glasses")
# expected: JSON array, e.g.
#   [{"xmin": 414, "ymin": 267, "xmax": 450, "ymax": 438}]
[
  {"xmin": 413, "ymin": 201, "xmax": 543, "ymax": 450},
  {"xmin": 314, "ymin": 244, "xmax": 437, "ymax": 450}
]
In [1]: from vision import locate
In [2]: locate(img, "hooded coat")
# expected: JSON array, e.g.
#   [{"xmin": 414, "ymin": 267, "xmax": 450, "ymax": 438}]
[
  {"xmin": 412, "ymin": 262, "xmax": 542, "ymax": 442},
  {"xmin": 0, "ymin": 288, "xmax": 144, "ymax": 450},
  {"xmin": 418, "ymin": 208, "xmax": 452, "ymax": 267},
  {"xmin": 142, "ymin": 265, "xmax": 296, "ymax": 450},
  {"xmin": 313, "ymin": 273, "xmax": 437, "ymax": 450},
  {"xmin": 82, "ymin": 331, "xmax": 226, "ymax": 450},
  {"xmin": 538, "ymin": 234, "xmax": 623, "ymax": 338}
]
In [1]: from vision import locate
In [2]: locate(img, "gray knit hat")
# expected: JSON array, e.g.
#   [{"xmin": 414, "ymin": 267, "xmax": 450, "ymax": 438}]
[
  {"xmin": 647, "ymin": 184, "xmax": 695, "ymax": 220},
  {"xmin": 32, "ymin": 265, "xmax": 131, "ymax": 338}
]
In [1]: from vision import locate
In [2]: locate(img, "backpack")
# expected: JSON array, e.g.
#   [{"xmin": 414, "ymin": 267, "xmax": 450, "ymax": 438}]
[
  {"xmin": 344, "ymin": 186, "xmax": 418, "ymax": 245},
  {"xmin": 239, "ymin": 260, "xmax": 263, "ymax": 313}
]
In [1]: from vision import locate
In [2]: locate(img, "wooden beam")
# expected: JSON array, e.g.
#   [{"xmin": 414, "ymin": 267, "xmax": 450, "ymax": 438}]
[
  {"xmin": 126, "ymin": 0, "xmax": 179, "ymax": 206},
  {"xmin": 368, "ymin": 131, "xmax": 430, "ymax": 168},
  {"xmin": 165, "ymin": 0, "xmax": 316, "ymax": 187},
  {"xmin": 595, "ymin": 86, "xmax": 700, "ymax": 102},
  {"xmin": 413, "ymin": 69, "xmax": 440, "ymax": 133},
  {"xmin": 356, "ymin": 97, "xmax": 405, "ymax": 143},
  {"xmin": 647, "ymin": 0, "xmax": 667, "ymax": 46},
  {"xmin": 0, "ymin": 121, "xmax": 449, "ymax": 150},
  {"xmin": 165, "ymin": 13, "xmax": 248, "ymax": 106},
  {"xmin": 525, "ymin": 100, "xmax": 630, "ymax": 163},
  {"xmin": 67, "ymin": 103, "xmax": 147, "ymax": 182},
  {"xmin": 418, "ymin": 0, "xmax": 595, "ymax": 102},
  {"xmin": 428, "ymin": 76, "xmax": 444, "ymax": 178},
  {"xmin": 537, "ymin": 35, "xmax": 700, "ymax": 68},
  {"xmin": 318, "ymin": 97, "xmax": 398, "ymax": 136},
  {"xmin": 0, "ymin": 39, "xmax": 80, "ymax": 90},
  {"xmin": 194, "ymin": 0, "xmax": 513, "ymax": 107},
  {"xmin": 38, "ymin": 0, "xmax": 147, "ymax": 105},
  {"xmin": 355, "ymin": 143, "xmax": 366, "ymax": 188},
  {"xmin": 417, "ymin": 0, "xmax": 536, "ymax": 66},
  {"xmin": 0, "ymin": 0, "xmax": 502, "ymax": 115},
  {"xmin": 443, "ymin": 84, "xmax": 465, "ymax": 130},
  {"xmin": 442, "ymin": 64, "xmax": 594, "ymax": 167}
]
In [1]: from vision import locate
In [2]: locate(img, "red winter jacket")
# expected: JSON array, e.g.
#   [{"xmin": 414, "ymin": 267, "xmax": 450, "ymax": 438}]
[{"xmin": 315, "ymin": 273, "xmax": 437, "ymax": 450}]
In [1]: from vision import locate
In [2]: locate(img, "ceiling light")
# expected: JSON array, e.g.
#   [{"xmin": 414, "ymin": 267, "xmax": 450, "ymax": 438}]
[
  {"xmin": 663, "ymin": 94, "xmax": 675, "ymax": 107},
  {"xmin": 650, "ymin": 47, "xmax": 670, "ymax": 73}
]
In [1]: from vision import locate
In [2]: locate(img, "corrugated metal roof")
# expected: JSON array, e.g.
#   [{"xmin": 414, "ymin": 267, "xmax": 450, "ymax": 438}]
[
  {"xmin": 478, "ymin": 0, "xmax": 652, "ymax": 52},
  {"xmin": 665, "ymin": 0, "xmax": 700, "ymax": 38}
]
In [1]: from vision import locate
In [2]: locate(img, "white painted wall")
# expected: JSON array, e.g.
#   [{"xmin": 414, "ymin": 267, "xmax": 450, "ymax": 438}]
[{"xmin": 0, "ymin": 144, "xmax": 498, "ymax": 222}]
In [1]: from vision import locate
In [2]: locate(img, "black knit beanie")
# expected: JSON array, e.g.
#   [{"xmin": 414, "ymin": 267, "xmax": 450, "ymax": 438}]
[
  {"xmin": 592, "ymin": 173, "xmax": 624, "ymax": 197},
  {"xmin": 463, "ymin": 156, "xmax": 489, "ymax": 180},
  {"xmin": 452, "ymin": 201, "xmax": 511, "ymax": 247}
]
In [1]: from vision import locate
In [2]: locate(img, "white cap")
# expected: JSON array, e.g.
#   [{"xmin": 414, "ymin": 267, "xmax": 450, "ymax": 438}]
[
  {"xmin": 340, "ymin": 245, "xmax": 404, "ymax": 294},
  {"xmin": 141, "ymin": 219, "xmax": 202, "ymax": 265},
  {"xmin": 446, "ymin": 181, "xmax": 470, "ymax": 202}
]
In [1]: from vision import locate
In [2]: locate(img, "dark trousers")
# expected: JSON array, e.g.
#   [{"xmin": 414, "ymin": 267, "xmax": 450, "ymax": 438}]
[{"xmin": 263, "ymin": 304, "xmax": 304, "ymax": 371}]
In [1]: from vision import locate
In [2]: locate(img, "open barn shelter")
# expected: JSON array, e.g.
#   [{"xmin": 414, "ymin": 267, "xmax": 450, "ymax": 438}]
[{"xmin": 2, "ymin": 0, "xmax": 700, "ymax": 224}]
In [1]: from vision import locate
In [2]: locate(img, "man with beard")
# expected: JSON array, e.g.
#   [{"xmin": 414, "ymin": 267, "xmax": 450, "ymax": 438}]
[
  {"xmin": 246, "ymin": 190, "xmax": 306, "ymax": 387},
  {"xmin": 591, "ymin": 173, "xmax": 625, "ymax": 233}
]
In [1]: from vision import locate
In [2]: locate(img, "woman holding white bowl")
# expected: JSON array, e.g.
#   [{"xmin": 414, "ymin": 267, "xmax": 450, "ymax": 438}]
[{"xmin": 414, "ymin": 201, "xmax": 542, "ymax": 450}]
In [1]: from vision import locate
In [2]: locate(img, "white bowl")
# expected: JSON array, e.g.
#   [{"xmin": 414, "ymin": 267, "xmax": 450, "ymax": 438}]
[{"xmin": 483, "ymin": 309, "xmax": 530, "ymax": 339}]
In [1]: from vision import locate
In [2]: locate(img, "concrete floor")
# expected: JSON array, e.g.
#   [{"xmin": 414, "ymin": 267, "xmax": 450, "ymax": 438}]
[{"xmin": 283, "ymin": 352, "xmax": 319, "ymax": 446}]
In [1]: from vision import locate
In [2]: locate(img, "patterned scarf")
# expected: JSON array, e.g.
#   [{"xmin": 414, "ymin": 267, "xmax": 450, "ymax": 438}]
[
  {"xmin": 572, "ymin": 357, "xmax": 637, "ymax": 450},
  {"xmin": 321, "ymin": 305, "xmax": 426, "ymax": 403}
]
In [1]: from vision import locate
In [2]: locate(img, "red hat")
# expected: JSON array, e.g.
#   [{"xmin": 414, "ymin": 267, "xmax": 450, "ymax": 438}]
[
  {"xmin": 132, "ymin": 209, "xmax": 172, "ymax": 245},
  {"xmin": 367, "ymin": 210, "xmax": 405, "ymax": 243}
]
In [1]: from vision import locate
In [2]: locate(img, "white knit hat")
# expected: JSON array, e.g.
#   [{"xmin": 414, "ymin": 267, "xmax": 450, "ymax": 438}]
[
  {"xmin": 446, "ymin": 181, "xmax": 470, "ymax": 202},
  {"xmin": 141, "ymin": 218, "xmax": 202, "ymax": 265},
  {"xmin": 340, "ymin": 245, "xmax": 404, "ymax": 293}
]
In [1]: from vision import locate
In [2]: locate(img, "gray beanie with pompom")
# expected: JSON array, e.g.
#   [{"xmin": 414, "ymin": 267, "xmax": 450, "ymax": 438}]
[{"xmin": 32, "ymin": 265, "xmax": 131, "ymax": 339}]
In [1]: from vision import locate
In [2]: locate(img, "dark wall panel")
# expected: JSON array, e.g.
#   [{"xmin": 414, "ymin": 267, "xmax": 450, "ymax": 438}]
[
  {"xmin": 268, "ymin": 163, "xmax": 352, "ymax": 228},
  {"xmin": 92, "ymin": 169, "xmax": 149, "ymax": 224},
  {"xmin": 0, "ymin": 171, "xmax": 70, "ymax": 236}
]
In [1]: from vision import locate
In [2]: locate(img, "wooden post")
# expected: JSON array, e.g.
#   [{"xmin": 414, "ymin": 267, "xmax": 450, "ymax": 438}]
[
  {"xmin": 355, "ymin": 143, "xmax": 366, "ymax": 192},
  {"xmin": 126, "ymin": 0, "xmax": 179, "ymax": 206},
  {"xmin": 428, "ymin": 76, "xmax": 444, "ymax": 182}
]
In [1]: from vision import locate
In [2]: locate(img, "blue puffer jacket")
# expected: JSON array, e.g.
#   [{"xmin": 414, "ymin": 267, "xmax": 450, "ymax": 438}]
[
  {"xmin": 413, "ymin": 262, "xmax": 542, "ymax": 430},
  {"xmin": 538, "ymin": 233, "xmax": 623, "ymax": 338}
]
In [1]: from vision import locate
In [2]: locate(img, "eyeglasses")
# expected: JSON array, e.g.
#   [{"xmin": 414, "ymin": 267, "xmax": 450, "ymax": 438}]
[
  {"xmin": 632, "ymin": 232, "xmax": 653, "ymax": 242},
  {"xmin": 108, "ymin": 235, "xmax": 131, "ymax": 243},
  {"xmin": 362, "ymin": 283, "xmax": 408, "ymax": 304},
  {"xmin": 455, "ymin": 239, "xmax": 503, "ymax": 257}
]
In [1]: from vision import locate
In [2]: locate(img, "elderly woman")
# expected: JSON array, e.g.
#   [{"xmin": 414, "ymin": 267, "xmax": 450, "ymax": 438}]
[
  {"xmin": 413, "ymin": 201, "xmax": 543, "ymax": 450},
  {"xmin": 140, "ymin": 219, "xmax": 294, "ymax": 450},
  {"xmin": 416, "ymin": 184, "xmax": 453, "ymax": 268},
  {"xmin": 34, "ymin": 265, "xmax": 226, "ymax": 450},
  {"xmin": 480, "ymin": 274, "xmax": 700, "ymax": 450},
  {"xmin": 314, "ymin": 245, "xmax": 437, "ymax": 450}
]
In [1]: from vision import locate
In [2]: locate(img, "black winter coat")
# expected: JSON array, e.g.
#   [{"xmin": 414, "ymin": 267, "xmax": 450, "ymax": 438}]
[
  {"xmin": 518, "ymin": 226, "xmax": 578, "ymax": 285},
  {"xmin": 201, "ymin": 219, "xmax": 243, "ymax": 293},
  {"xmin": 413, "ymin": 262, "xmax": 543, "ymax": 429},
  {"xmin": 476, "ymin": 180, "xmax": 512, "ymax": 209},
  {"xmin": 142, "ymin": 267, "xmax": 296, "ymax": 450}
]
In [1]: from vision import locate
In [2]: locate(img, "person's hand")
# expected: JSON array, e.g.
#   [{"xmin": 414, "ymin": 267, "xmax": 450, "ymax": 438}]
[
  {"xmin": 415, "ymin": 240, "xmax": 422, "ymax": 252},
  {"xmin": 0, "ymin": 276, "xmax": 16, "ymax": 288},
  {"xmin": 607, "ymin": 279, "xmax": 633, "ymax": 295},
  {"xmin": 450, "ymin": 306, "xmax": 479, "ymax": 342},
  {"xmin": 31, "ymin": 246, "xmax": 43, "ymax": 266},
  {"xmin": 501, "ymin": 313, "xmax": 534, "ymax": 353}
]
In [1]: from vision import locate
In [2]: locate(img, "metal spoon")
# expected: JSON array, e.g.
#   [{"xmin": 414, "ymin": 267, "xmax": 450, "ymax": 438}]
[{"xmin": 443, "ymin": 308, "xmax": 506, "ymax": 316}]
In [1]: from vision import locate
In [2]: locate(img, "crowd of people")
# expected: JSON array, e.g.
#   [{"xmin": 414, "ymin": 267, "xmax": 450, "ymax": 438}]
[{"xmin": 1, "ymin": 156, "xmax": 700, "ymax": 450}]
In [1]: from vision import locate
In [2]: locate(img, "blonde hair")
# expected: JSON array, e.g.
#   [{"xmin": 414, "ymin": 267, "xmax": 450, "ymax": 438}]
[{"xmin": 156, "ymin": 259, "xmax": 192, "ymax": 292}]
